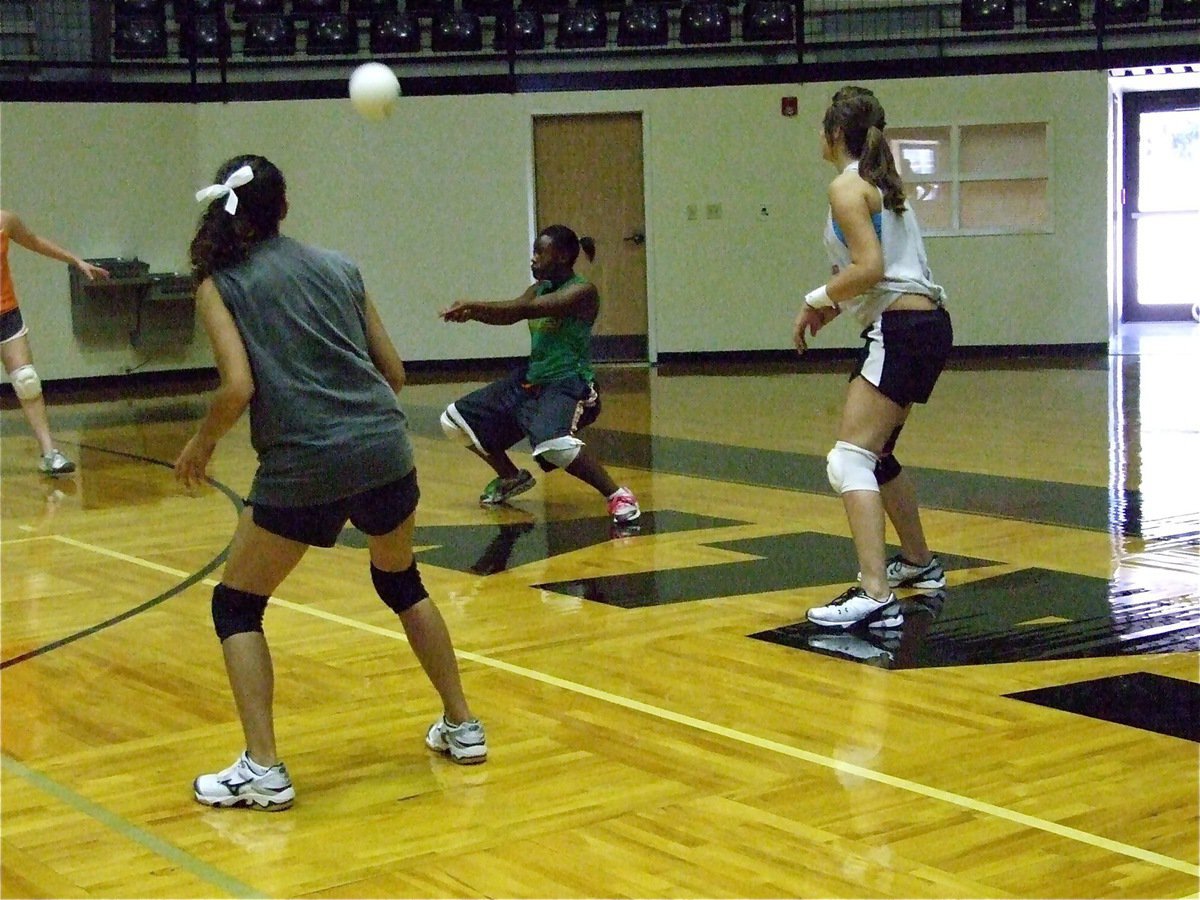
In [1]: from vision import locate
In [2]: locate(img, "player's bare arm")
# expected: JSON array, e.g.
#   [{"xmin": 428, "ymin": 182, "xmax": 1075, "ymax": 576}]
[
  {"xmin": 363, "ymin": 292, "xmax": 406, "ymax": 394},
  {"xmin": 2, "ymin": 210, "xmax": 111, "ymax": 281},
  {"xmin": 175, "ymin": 279, "xmax": 254, "ymax": 488},
  {"xmin": 442, "ymin": 280, "xmax": 597, "ymax": 326}
]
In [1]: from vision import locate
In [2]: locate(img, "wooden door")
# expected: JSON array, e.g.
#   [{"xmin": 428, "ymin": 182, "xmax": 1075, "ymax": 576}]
[{"xmin": 533, "ymin": 113, "xmax": 649, "ymax": 362}]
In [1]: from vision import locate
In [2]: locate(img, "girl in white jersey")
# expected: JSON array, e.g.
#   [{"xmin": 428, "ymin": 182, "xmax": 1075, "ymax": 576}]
[{"xmin": 795, "ymin": 86, "xmax": 954, "ymax": 630}]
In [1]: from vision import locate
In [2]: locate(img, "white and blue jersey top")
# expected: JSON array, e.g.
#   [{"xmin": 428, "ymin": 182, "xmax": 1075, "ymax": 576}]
[{"xmin": 823, "ymin": 161, "xmax": 947, "ymax": 326}]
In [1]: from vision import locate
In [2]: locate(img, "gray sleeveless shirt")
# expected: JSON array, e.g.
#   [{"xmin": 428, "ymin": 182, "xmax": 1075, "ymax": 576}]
[{"xmin": 213, "ymin": 235, "xmax": 413, "ymax": 506}]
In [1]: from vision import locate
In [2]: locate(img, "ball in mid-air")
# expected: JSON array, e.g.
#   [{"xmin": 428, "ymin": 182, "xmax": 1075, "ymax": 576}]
[{"xmin": 349, "ymin": 62, "xmax": 400, "ymax": 122}]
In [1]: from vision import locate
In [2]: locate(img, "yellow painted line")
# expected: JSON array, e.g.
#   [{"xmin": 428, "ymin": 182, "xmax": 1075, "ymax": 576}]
[
  {"xmin": 51, "ymin": 534, "xmax": 205, "ymax": 579},
  {"xmin": 42, "ymin": 534, "xmax": 1200, "ymax": 879},
  {"xmin": 1, "ymin": 754, "xmax": 267, "ymax": 899},
  {"xmin": 267, "ymin": 601, "xmax": 1199, "ymax": 877}
]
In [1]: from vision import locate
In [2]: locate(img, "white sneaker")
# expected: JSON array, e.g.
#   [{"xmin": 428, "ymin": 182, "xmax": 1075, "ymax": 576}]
[
  {"xmin": 606, "ymin": 487, "xmax": 641, "ymax": 523},
  {"xmin": 194, "ymin": 751, "xmax": 295, "ymax": 811},
  {"xmin": 807, "ymin": 587, "xmax": 899, "ymax": 629},
  {"xmin": 425, "ymin": 716, "xmax": 488, "ymax": 765},
  {"xmin": 38, "ymin": 449, "xmax": 76, "ymax": 476},
  {"xmin": 883, "ymin": 554, "xmax": 946, "ymax": 589}
]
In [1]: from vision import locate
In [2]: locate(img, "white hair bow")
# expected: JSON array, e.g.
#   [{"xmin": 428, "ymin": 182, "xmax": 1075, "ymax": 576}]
[{"xmin": 195, "ymin": 165, "xmax": 255, "ymax": 215}]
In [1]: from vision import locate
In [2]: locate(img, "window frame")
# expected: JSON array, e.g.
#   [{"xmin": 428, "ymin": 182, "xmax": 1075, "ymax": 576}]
[{"xmin": 887, "ymin": 119, "xmax": 1054, "ymax": 237}]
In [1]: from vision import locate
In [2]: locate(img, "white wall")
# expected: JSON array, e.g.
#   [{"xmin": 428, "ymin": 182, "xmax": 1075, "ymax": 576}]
[
  {"xmin": 0, "ymin": 68, "xmax": 1109, "ymax": 381},
  {"xmin": 1, "ymin": 101, "xmax": 207, "ymax": 377}
]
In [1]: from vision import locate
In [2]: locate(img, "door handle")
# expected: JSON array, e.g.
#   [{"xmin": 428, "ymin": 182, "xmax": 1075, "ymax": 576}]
[{"xmin": 624, "ymin": 230, "xmax": 646, "ymax": 246}]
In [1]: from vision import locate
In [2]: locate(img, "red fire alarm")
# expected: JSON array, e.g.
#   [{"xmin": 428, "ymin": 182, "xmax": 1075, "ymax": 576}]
[{"xmin": 781, "ymin": 96, "xmax": 798, "ymax": 117}]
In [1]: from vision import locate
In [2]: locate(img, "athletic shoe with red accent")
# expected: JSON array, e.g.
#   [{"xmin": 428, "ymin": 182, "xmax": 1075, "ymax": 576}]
[{"xmin": 606, "ymin": 487, "xmax": 641, "ymax": 523}]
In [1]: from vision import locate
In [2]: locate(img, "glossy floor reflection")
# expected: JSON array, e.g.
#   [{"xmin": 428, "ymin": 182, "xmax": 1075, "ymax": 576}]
[
  {"xmin": 754, "ymin": 568, "xmax": 1200, "ymax": 668},
  {"xmin": 2, "ymin": 338, "xmax": 1198, "ymax": 899}
]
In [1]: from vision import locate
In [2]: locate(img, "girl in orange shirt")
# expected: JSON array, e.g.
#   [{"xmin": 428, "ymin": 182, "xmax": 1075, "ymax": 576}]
[{"xmin": 1, "ymin": 210, "xmax": 109, "ymax": 475}]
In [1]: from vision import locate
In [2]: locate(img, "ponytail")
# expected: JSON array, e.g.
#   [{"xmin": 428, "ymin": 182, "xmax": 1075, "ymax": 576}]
[
  {"xmin": 579, "ymin": 236, "xmax": 596, "ymax": 263},
  {"xmin": 823, "ymin": 86, "xmax": 907, "ymax": 214},
  {"xmin": 860, "ymin": 125, "xmax": 907, "ymax": 214}
]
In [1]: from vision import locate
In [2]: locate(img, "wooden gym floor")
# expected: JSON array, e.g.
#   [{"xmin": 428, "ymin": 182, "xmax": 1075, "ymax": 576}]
[{"xmin": 1, "ymin": 337, "xmax": 1197, "ymax": 898}]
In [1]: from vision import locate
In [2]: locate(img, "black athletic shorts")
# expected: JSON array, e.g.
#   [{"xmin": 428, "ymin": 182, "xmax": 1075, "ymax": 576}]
[
  {"xmin": 447, "ymin": 368, "xmax": 600, "ymax": 455},
  {"xmin": 852, "ymin": 307, "xmax": 953, "ymax": 407},
  {"xmin": 250, "ymin": 468, "xmax": 419, "ymax": 548},
  {"xmin": 1, "ymin": 308, "xmax": 28, "ymax": 343}
]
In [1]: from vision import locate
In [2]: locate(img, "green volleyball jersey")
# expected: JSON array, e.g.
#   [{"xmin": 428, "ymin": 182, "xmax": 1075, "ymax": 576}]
[{"xmin": 525, "ymin": 274, "xmax": 596, "ymax": 385}]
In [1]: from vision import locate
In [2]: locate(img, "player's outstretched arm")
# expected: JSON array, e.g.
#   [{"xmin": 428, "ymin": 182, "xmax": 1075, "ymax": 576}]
[
  {"xmin": 440, "ymin": 282, "xmax": 548, "ymax": 326},
  {"xmin": 1, "ymin": 210, "xmax": 111, "ymax": 281}
]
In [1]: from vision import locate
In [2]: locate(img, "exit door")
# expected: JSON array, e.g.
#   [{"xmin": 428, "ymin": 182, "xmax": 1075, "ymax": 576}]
[{"xmin": 1121, "ymin": 89, "xmax": 1200, "ymax": 323}]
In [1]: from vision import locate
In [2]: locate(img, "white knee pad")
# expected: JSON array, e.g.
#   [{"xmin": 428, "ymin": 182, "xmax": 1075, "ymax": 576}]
[
  {"xmin": 10, "ymin": 365, "xmax": 41, "ymax": 401},
  {"xmin": 826, "ymin": 441, "xmax": 880, "ymax": 494},
  {"xmin": 533, "ymin": 436, "xmax": 583, "ymax": 469},
  {"xmin": 440, "ymin": 404, "xmax": 476, "ymax": 448}
]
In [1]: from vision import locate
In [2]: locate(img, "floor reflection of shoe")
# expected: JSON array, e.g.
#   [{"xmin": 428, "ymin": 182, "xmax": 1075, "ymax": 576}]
[
  {"xmin": 807, "ymin": 587, "xmax": 898, "ymax": 629},
  {"xmin": 610, "ymin": 521, "xmax": 641, "ymax": 540},
  {"xmin": 807, "ymin": 632, "xmax": 894, "ymax": 666},
  {"xmin": 479, "ymin": 470, "xmax": 535, "ymax": 505},
  {"xmin": 909, "ymin": 589, "xmax": 947, "ymax": 619},
  {"xmin": 469, "ymin": 521, "xmax": 537, "ymax": 574}
]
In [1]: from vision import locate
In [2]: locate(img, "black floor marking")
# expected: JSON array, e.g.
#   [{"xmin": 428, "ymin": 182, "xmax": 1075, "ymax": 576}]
[
  {"xmin": 753, "ymin": 568, "xmax": 1200, "ymax": 666},
  {"xmin": 535, "ymin": 533, "xmax": 994, "ymax": 608},
  {"xmin": 339, "ymin": 509, "xmax": 744, "ymax": 573},
  {"xmin": 1006, "ymin": 672, "xmax": 1200, "ymax": 743}
]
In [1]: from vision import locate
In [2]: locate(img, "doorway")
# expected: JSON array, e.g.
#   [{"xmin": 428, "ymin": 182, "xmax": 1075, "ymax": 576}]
[
  {"xmin": 532, "ymin": 113, "xmax": 650, "ymax": 362},
  {"xmin": 1119, "ymin": 88, "xmax": 1200, "ymax": 324}
]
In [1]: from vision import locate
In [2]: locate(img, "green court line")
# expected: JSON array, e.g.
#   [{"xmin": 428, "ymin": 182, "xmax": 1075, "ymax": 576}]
[{"xmin": 1, "ymin": 754, "xmax": 268, "ymax": 899}]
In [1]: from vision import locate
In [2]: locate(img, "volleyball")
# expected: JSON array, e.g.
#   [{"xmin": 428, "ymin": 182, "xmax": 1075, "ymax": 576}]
[{"xmin": 349, "ymin": 62, "xmax": 400, "ymax": 122}]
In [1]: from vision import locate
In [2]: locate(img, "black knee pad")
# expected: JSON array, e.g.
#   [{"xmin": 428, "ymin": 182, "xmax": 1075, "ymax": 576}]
[
  {"xmin": 875, "ymin": 453, "xmax": 903, "ymax": 486},
  {"xmin": 371, "ymin": 562, "xmax": 428, "ymax": 615},
  {"xmin": 211, "ymin": 583, "xmax": 269, "ymax": 642}
]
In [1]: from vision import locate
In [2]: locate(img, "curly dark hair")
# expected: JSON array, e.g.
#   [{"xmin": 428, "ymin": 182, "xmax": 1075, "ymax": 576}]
[
  {"xmin": 189, "ymin": 155, "xmax": 287, "ymax": 282},
  {"xmin": 823, "ymin": 86, "xmax": 907, "ymax": 214}
]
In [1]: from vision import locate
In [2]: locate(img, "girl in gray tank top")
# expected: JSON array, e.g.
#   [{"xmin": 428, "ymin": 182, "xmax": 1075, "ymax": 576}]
[{"xmin": 176, "ymin": 154, "xmax": 486, "ymax": 813}]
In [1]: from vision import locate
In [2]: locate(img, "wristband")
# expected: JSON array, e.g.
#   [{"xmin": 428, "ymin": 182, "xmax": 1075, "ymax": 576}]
[{"xmin": 804, "ymin": 285, "xmax": 836, "ymax": 309}]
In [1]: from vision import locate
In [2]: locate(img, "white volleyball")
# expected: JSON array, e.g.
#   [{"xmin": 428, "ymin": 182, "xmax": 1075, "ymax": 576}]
[{"xmin": 349, "ymin": 62, "xmax": 399, "ymax": 122}]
